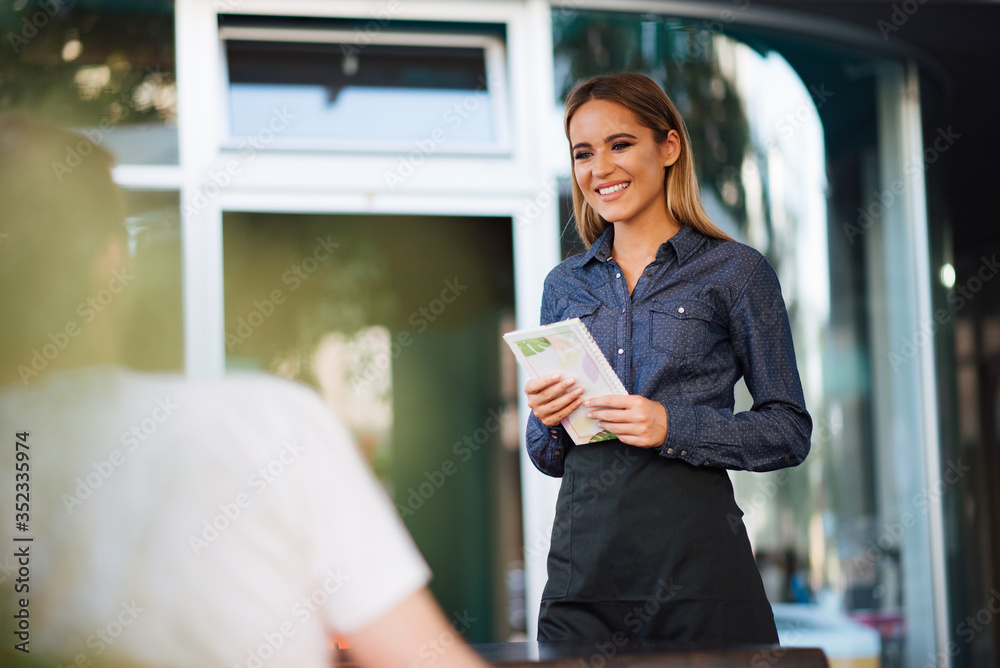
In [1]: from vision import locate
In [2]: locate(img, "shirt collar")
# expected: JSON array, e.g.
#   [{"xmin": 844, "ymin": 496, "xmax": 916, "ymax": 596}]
[
  {"xmin": 581, "ymin": 226, "xmax": 615, "ymax": 264},
  {"xmin": 659, "ymin": 223, "xmax": 705, "ymax": 266},
  {"xmin": 582, "ymin": 223, "xmax": 705, "ymax": 266}
]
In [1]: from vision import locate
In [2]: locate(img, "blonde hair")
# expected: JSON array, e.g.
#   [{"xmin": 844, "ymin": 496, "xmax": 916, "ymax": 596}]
[{"xmin": 564, "ymin": 72, "xmax": 734, "ymax": 247}]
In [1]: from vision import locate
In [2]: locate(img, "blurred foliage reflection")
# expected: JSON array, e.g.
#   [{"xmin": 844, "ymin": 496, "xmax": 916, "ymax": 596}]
[
  {"xmin": 0, "ymin": 0, "xmax": 177, "ymax": 164},
  {"xmin": 553, "ymin": 9, "xmax": 751, "ymax": 236}
]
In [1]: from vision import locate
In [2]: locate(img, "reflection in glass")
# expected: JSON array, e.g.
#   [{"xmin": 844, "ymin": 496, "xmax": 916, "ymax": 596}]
[
  {"xmin": 221, "ymin": 212, "xmax": 523, "ymax": 641},
  {"xmin": 552, "ymin": 10, "xmax": 921, "ymax": 665},
  {"xmin": 120, "ymin": 190, "xmax": 183, "ymax": 372},
  {"xmin": 0, "ymin": 0, "xmax": 177, "ymax": 164},
  {"xmin": 225, "ymin": 36, "xmax": 496, "ymax": 145}
]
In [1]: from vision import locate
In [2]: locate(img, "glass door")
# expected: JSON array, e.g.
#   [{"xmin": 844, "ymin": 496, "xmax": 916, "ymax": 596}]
[
  {"xmin": 221, "ymin": 211, "xmax": 523, "ymax": 641},
  {"xmin": 551, "ymin": 10, "xmax": 944, "ymax": 664}
]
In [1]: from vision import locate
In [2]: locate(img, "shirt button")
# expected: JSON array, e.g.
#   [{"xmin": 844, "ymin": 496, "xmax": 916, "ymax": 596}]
[
  {"xmin": 680, "ymin": 450, "xmax": 688, "ymax": 456},
  {"xmin": 555, "ymin": 450, "xmax": 561, "ymax": 455},
  {"xmin": 703, "ymin": 460, "xmax": 710, "ymax": 466},
  {"xmin": 615, "ymin": 272, "xmax": 622, "ymax": 279},
  {"xmin": 677, "ymin": 306, "xmax": 685, "ymax": 314},
  {"xmin": 645, "ymin": 271, "xmax": 652, "ymax": 277},
  {"xmin": 666, "ymin": 448, "xmax": 674, "ymax": 455},
  {"xmin": 621, "ymin": 307, "xmax": 626, "ymax": 313},
  {"xmin": 617, "ymin": 348, "xmax": 624, "ymax": 355}
]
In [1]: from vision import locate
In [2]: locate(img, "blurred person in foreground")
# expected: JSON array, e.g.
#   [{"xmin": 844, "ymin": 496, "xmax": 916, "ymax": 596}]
[{"xmin": 0, "ymin": 117, "xmax": 487, "ymax": 668}]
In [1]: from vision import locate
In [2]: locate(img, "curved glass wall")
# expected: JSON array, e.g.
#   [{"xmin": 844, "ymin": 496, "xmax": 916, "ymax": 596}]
[{"xmin": 553, "ymin": 10, "xmax": 942, "ymax": 666}]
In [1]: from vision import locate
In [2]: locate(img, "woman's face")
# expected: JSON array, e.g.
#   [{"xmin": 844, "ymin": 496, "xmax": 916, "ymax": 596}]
[{"xmin": 568, "ymin": 99, "xmax": 680, "ymax": 231}]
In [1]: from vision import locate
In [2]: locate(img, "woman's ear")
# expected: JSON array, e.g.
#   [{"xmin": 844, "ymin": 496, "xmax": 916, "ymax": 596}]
[{"xmin": 661, "ymin": 129, "xmax": 682, "ymax": 168}]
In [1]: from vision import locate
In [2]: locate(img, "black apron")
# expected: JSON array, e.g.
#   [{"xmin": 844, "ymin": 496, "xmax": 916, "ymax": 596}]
[{"xmin": 537, "ymin": 440, "xmax": 778, "ymax": 645}]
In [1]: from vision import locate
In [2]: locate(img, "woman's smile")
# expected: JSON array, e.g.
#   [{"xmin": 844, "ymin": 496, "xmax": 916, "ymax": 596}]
[
  {"xmin": 596, "ymin": 180, "xmax": 631, "ymax": 198},
  {"xmin": 569, "ymin": 99, "xmax": 674, "ymax": 227}
]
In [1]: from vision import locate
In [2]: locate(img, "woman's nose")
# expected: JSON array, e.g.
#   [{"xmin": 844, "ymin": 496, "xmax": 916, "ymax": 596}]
[{"xmin": 592, "ymin": 150, "xmax": 613, "ymax": 176}]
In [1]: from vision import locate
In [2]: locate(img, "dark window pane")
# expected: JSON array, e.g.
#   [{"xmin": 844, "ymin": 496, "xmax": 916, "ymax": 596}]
[{"xmin": 224, "ymin": 31, "xmax": 497, "ymax": 143}]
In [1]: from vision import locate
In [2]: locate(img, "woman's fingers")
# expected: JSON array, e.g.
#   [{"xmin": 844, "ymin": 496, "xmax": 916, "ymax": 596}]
[
  {"xmin": 586, "ymin": 395, "xmax": 667, "ymax": 447},
  {"xmin": 524, "ymin": 374, "xmax": 584, "ymax": 426},
  {"xmin": 526, "ymin": 375, "xmax": 577, "ymax": 406},
  {"xmin": 524, "ymin": 373, "xmax": 564, "ymax": 394},
  {"xmin": 533, "ymin": 387, "xmax": 584, "ymax": 426}
]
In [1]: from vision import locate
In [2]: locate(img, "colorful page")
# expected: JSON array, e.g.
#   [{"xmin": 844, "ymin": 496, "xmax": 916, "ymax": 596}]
[{"xmin": 504, "ymin": 318, "xmax": 626, "ymax": 445}]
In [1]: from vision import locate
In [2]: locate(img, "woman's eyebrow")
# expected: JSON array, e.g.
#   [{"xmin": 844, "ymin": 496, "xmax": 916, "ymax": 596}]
[{"xmin": 571, "ymin": 132, "xmax": 639, "ymax": 150}]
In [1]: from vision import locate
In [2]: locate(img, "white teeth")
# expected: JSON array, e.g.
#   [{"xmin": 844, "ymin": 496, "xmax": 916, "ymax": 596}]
[{"xmin": 598, "ymin": 182, "xmax": 630, "ymax": 195}]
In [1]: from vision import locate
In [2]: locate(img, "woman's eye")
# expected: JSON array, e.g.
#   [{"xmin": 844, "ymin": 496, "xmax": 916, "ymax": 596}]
[
  {"xmin": 574, "ymin": 151, "xmax": 593, "ymax": 160},
  {"xmin": 612, "ymin": 142, "xmax": 633, "ymax": 151}
]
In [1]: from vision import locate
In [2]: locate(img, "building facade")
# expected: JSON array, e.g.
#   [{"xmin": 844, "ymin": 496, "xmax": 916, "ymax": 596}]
[{"xmin": 3, "ymin": 1, "xmax": 997, "ymax": 665}]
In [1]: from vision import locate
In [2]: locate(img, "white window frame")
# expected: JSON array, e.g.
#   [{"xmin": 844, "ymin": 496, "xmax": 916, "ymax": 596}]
[{"xmin": 217, "ymin": 25, "xmax": 511, "ymax": 154}]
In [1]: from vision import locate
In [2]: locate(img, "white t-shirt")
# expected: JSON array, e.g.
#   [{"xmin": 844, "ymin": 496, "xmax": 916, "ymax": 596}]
[{"xmin": 0, "ymin": 367, "xmax": 430, "ymax": 667}]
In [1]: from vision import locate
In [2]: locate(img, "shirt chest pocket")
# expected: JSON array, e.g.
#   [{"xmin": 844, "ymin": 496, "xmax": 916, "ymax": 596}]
[
  {"xmin": 649, "ymin": 298, "xmax": 723, "ymax": 358},
  {"xmin": 560, "ymin": 299, "xmax": 600, "ymax": 325},
  {"xmin": 559, "ymin": 299, "xmax": 610, "ymax": 356}
]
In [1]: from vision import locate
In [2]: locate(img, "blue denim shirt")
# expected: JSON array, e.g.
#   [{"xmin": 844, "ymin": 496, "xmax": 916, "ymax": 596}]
[{"xmin": 526, "ymin": 223, "xmax": 812, "ymax": 477}]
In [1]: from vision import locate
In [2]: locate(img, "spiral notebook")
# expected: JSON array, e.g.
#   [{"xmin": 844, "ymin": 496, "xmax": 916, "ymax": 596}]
[{"xmin": 503, "ymin": 317, "xmax": 627, "ymax": 445}]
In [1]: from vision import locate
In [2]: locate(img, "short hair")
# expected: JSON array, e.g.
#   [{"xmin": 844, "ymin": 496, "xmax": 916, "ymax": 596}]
[
  {"xmin": 0, "ymin": 116, "xmax": 125, "ymax": 372},
  {"xmin": 563, "ymin": 72, "xmax": 733, "ymax": 247}
]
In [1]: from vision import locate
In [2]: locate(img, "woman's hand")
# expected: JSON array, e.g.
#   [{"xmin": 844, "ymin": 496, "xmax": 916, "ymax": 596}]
[
  {"xmin": 585, "ymin": 395, "xmax": 668, "ymax": 448},
  {"xmin": 525, "ymin": 373, "xmax": 585, "ymax": 427}
]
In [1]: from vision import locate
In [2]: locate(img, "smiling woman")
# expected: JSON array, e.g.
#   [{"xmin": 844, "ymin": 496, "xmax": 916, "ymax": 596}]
[
  {"xmin": 562, "ymin": 74, "xmax": 734, "ymax": 252},
  {"xmin": 521, "ymin": 73, "xmax": 812, "ymax": 645}
]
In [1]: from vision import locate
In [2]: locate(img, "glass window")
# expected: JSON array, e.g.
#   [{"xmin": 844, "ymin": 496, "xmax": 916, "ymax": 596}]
[
  {"xmin": 221, "ymin": 211, "xmax": 521, "ymax": 641},
  {"xmin": 220, "ymin": 18, "xmax": 506, "ymax": 150},
  {"xmin": 552, "ymin": 10, "xmax": 941, "ymax": 666},
  {"xmin": 0, "ymin": 0, "xmax": 177, "ymax": 165},
  {"xmin": 120, "ymin": 190, "xmax": 183, "ymax": 372}
]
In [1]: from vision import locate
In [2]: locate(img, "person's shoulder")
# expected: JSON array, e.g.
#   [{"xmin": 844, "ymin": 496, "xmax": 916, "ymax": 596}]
[
  {"xmin": 696, "ymin": 234, "xmax": 772, "ymax": 279},
  {"xmin": 130, "ymin": 370, "xmax": 334, "ymax": 427},
  {"xmin": 698, "ymin": 233, "xmax": 765, "ymax": 265},
  {"xmin": 542, "ymin": 248, "xmax": 598, "ymax": 295},
  {"xmin": 547, "ymin": 250, "xmax": 590, "ymax": 277}
]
